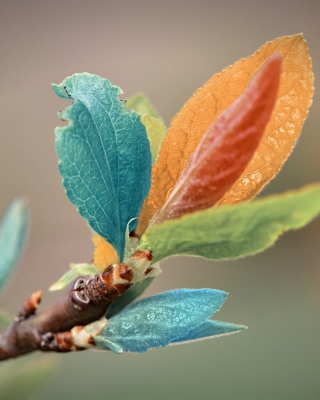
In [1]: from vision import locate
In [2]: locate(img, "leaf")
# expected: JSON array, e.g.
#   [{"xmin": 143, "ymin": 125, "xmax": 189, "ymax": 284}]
[
  {"xmin": 138, "ymin": 184, "xmax": 320, "ymax": 263},
  {"xmin": 137, "ymin": 34, "xmax": 314, "ymax": 236},
  {"xmin": 92, "ymin": 234, "xmax": 119, "ymax": 271},
  {"xmin": 218, "ymin": 36, "xmax": 313, "ymax": 206},
  {"xmin": 124, "ymin": 219, "xmax": 139, "ymax": 260},
  {"xmin": 100, "ymin": 322, "xmax": 241, "ymax": 353},
  {"xmin": 106, "ymin": 277, "xmax": 155, "ymax": 319},
  {"xmin": 124, "ymin": 94, "xmax": 166, "ymax": 165},
  {"xmin": 125, "ymin": 93, "xmax": 163, "ymax": 121},
  {"xmin": 0, "ymin": 355, "xmax": 56, "ymax": 400},
  {"xmin": 97, "ymin": 338, "xmax": 124, "ymax": 354},
  {"xmin": 53, "ymin": 73, "xmax": 152, "ymax": 260},
  {"xmin": 49, "ymin": 269, "xmax": 77, "ymax": 292},
  {"xmin": 152, "ymin": 55, "xmax": 281, "ymax": 224},
  {"xmin": 95, "ymin": 288, "xmax": 227, "ymax": 353},
  {"xmin": 141, "ymin": 115, "xmax": 167, "ymax": 165},
  {"xmin": 170, "ymin": 320, "xmax": 247, "ymax": 344},
  {"xmin": 0, "ymin": 199, "xmax": 28, "ymax": 293},
  {"xmin": 49, "ymin": 263, "xmax": 98, "ymax": 292}
]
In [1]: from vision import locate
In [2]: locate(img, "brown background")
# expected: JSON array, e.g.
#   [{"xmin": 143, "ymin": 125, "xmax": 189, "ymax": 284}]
[{"xmin": 0, "ymin": 0, "xmax": 319, "ymax": 399}]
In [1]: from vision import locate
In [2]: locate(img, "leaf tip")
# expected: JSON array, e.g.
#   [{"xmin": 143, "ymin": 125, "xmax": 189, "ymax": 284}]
[
  {"xmin": 52, "ymin": 82, "xmax": 70, "ymax": 99},
  {"xmin": 10, "ymin": 197, "xmax": 29, "ymax": 218},
  {"xmin": 48, "ymin": 283, "xmax": 62, "ymax": 292},
  {"xmin": 234, "ymin": 324, "xmax": 248, "ymax": 331}
]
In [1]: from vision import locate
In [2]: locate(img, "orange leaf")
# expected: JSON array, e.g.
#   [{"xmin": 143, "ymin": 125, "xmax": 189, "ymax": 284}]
[
  {"xmin": 92, "ymin": 234, "xmax": 119, "ymax": 271},
  {"xmin": 137, "ymin": 34, "xmax": 313, "ymax": 236},
  {"xmin": 152, "ymin": 55, "xmax": 281, "ymax": 224}
]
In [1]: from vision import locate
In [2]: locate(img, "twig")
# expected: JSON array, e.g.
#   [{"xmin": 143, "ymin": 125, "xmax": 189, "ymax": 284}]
[{"xmin": 0, "ymin": 250, "xmax": 153, "ymax": 361}]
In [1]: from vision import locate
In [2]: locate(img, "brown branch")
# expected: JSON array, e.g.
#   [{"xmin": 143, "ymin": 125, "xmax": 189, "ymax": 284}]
[{"xmin": 0, "ymin": 250, "xmax": 153, "ymax": 361}]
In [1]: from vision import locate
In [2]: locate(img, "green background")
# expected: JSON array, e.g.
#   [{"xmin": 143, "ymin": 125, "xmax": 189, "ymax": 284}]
[{"xmin": 0, "ymin": 0, "xmax": 319, "ymax": 399}]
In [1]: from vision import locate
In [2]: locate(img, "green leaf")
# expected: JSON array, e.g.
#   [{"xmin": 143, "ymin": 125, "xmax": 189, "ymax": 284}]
[
  {"xmin": 96, "ymin": 288, "xmax": 228, "ymax": 353},
  {"xmin": 53, "ymin": 74, "xmax": 152, "ymax": 260},
  {"xmin": 106, "ymin": 277, "xmax": 154, "ymax": 319},
  {"xmin": 49, "ymin": 269, "xmax": 77, "ymax": 292},
  {"xmin": 125, "ymin": 94, "xmax": 166, "ymax": 164},
  {"xmin": 125, "ymin": 93, "xmax": 163, "ymax": 121},
  {"xmin": 138, "ymin": 184, "xmax": 320, "ymax": 263},
  {"xmin": 0, "ymin": 199, "xmax": 28, "ymax": 293},
  {"xmin": 124, "ymin": 219, "xmax": 139, "ymax": 260},
  {"xmin": 141, "ymin": 115, "xmax": 166, "ymax": 164},
  {"xmin": 0, "ymin": 355, "xmax": 56, "ymax": 400},
  {"xmin": 49, "ymin": 263, "xmax": 98, "ymax": 292}
]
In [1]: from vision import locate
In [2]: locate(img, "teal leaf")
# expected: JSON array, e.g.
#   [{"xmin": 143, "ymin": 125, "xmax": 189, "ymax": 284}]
[
  {"xmin": 0, "ymin": 199, "xmax": 28, "ymax": 293},
  {"xmin": 138, "ymin": 184, "xmax": 320, "ymax": 263},
  {"xmin": 53, "ymin": 74, "xmax": 152, "ymax": 259},
  {"xmin": 171, "ymin": 320, "xmax": 247, "ymax": 344},
  {"xmin": 96, "ymin": 339, "xmax": 123, "ymax": 354},
  {"xmin": 106, "ymin": 277, "xmax": 154, "ymax": 319},
  {"xmin": 95, "ymin": 288, "xmax": 227, "ymax": 353}
]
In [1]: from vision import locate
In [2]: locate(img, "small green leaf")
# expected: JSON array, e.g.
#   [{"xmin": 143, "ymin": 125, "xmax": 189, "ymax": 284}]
[
  {"xmin": 49, "ymin": 269, "xmax": 77, "ymax": 292},
  {"xmin": 106, "ymin": 277, "xmax": 154, "ymax": 319},
  {"xmin": 49, "ymin": 263, "xmax": 98, "ymax": 291},
  {"xmin": 124, "ymin": 219, "xmax": 139, "ymax": 260},
  {"xmin": 0, "ymin": 355, "xmax": 56, "ymax": 400},
  {"xmin": 125, "ymin": 94, "xmax": 166, "ymax": 164},
  {"xmin": 71, "ymin": 262, "xmax": 98, "ymax": 275},
  {"xmin": 53, "ymin": 74, "xmax": 152, "ymax": 260},
  {"xmin": 125, "ymin": 93, "xmax": 163, "ymax": 121},
  {"xmin": 139, "ymin": 184, "xmax": 320, "ymax": 263},
  {"xmin": 141, "ymin": 115, "xmax": 166, "ymax": 164},
  {"xmin": 0, "ymin": 199, "xmax": 28, "ymax": 293}
]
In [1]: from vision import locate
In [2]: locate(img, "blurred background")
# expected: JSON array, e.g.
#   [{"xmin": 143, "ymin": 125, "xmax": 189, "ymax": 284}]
[{"xmin": 0, "ymin": 0, "xmax": 319, "ymax": 399}]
